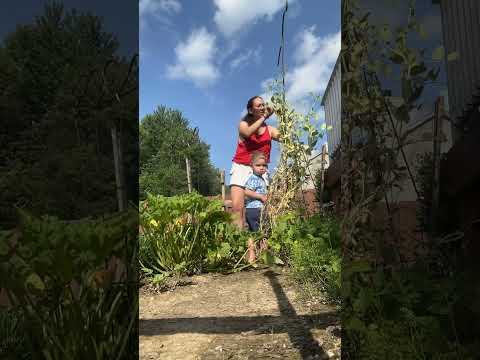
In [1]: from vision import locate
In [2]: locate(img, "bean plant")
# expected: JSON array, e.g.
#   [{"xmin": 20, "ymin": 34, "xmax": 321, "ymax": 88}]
[{"xmin": 261, "ymin": 78, "xmax": 330, "ymax": 234}]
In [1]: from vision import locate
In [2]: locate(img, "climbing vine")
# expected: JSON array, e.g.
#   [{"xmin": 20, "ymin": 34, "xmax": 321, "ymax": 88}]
[
  {"xmin": 259, "ymin": 1, "xmax": 329, "ymax": 235},
  {"xmin": 260, "ymin": 80, "xmax": 327, "ymax": 235}
]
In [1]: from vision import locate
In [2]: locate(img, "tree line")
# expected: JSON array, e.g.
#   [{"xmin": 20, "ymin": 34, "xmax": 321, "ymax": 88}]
[
  {"xmin": 0, "ymin": 2, "xmax": 220, "ymax": 229},
  {"xmin": 140, "ymin": 106, "xmax": 221, "ymax": 199}
]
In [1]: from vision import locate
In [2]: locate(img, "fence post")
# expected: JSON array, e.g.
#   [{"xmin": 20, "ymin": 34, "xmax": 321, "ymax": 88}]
[
  {"xmin": 431, "ymin": 96, "xmax": 444, "ymax": 235},
  {"xmin": 111, "ymin": 123, "xmax": 126, "ymax": 211},
  {"xmin": 185, "ymin": 156, "xmax": 192, "ymax": 193}
]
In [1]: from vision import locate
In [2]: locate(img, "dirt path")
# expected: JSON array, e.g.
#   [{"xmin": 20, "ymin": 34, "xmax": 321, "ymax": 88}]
[{"xmin": 140, "ymin": 267, "xmax": 340, "ymax": 359}]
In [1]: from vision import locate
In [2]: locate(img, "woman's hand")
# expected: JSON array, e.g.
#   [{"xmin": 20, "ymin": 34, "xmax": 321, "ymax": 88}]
[
  {"xmin": 264, "ymin": 106, "xmax": 274, "ymax": 119},
  {"xmin": 268, "ymin": 125, "xmax": 281, "ymax": 141},
  {"xmin": 260, "ymin": 195, "xmax": 267, "ymax": 203}
]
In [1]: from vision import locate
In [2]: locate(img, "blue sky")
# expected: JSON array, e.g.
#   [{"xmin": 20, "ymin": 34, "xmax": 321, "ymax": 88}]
[{"xmin": 140, "ymin": 0, "xmax": 341, "ymax": 181}]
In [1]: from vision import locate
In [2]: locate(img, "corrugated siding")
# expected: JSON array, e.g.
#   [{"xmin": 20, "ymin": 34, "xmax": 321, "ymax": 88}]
[
  {"xmin": 440, "ymin": 0, "xmax": 480, "ymax": 128},
  {"xmin": 323, "ymin": 60, "xmax": 341, "ymax": 156}
]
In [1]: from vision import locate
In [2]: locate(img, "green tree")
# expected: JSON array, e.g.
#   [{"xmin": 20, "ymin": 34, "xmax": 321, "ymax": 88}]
[
  {"xmin": 140, "ymin": 106, "xmax": 221, "ymax": 198},
  {"xmin": 0, "ymin": 1, "xmax": 138, "ymax": 226}
]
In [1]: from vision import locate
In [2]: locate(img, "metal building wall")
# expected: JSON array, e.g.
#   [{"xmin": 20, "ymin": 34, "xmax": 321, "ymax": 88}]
[
  {"xmin": 440, "ymin": 0, "xmax": 480, "ymax": 140},
  {"xmin": 322, "ymin": 57, "xmax": 341, "ymax": 158}
]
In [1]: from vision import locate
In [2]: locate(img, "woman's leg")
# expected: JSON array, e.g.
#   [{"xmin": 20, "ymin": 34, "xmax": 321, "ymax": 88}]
[{"xmin": 230, "ymin": 185, "xmax": 245, "ymax": 230}]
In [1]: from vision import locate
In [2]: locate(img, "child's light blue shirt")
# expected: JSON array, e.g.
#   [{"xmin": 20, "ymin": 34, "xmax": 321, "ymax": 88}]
[{"xmin": 245, "ymin": 173, "xmax": 267, "ymax": 209}]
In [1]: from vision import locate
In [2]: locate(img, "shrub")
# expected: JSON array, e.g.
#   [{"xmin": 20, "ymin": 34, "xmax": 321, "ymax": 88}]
[
  {"xmin": 0, "ymin": 309, "xmax": 30, "ymax": 360},
  {"xmin": 0, "ymin": 209, "xmax": 138, "ymax": 359},
  {"xmin": 268, "ymin": 213, "xmax": 341, "ymax": 303},
  {"xmin": 342, "ymin": 262, "xmax": 480, "ymax": 359}
]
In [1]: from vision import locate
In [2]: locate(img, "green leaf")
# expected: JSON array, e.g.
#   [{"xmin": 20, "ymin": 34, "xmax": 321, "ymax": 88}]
[
  {"xmin": 345, "ymin": 317, "xmax": 366, "ymax": 332},
  {"xmin": 379, "ymin": 25, "xmax": 391, "ymax": 41},
  {"xmin": 260, "ymin": 251, "xmax": 275, "ymax": 266},
  {"xmin": 353, "ymin": 288, "xmax": 372, "ymax": 314},
  {"xmin": 218, "ymin": 242, "xmax": 232, "ymax": 258},
  {"xmin": 447, "ymin": 51, "xmax": 459, "ymax": 62},
  {"xmin": 0, "ymin": 233, "xmax": 10, "ymax": 256},
  {"xmin": 259, "ymin": 250, "xmax": 284, "ymax": 266},
  {"xmin": 345, "ymin": 259, "xmax": 371, "ymax": 274},
  {"xmin": 410, "ymin": 62, "xmax": 426, "ymax": 76},
  {"xmin": 426, "ymin": 68, "xmax": 440, "ymax": 81},
  {"xmin": 394, "ymin": 104, "xmax": 410, "ymax": 123},
  {"xmin": 417, "ymin": 24, "xmax": 428, "ymax": 39},
  {"xmin": 342, "ymin": 280, "xmax": 351, "ymax": 297},
  {"xmin": 431, "ymin": 46, "xmax": 444, "ymax": 61},
  {"xmin": 401, "ymin": 77, "xmax": 412, "ymax": 104},
  {"xmin": 389, "ymin": 48, "xmax": 405, "ymax": 64},
  {"xmin": 25, "ymin": 272, "xmax": 45, "ymax": 291},
  {"xmin": 273, "ymin": 256, "xmax": 284, "ymax": 265},
  {"xmin": 373, "ymin": 269, "xmax": 384, "ymax": 288},
  {"xmin": 428, "ymin": 303, "xmax": 450, "ymax": 315}
]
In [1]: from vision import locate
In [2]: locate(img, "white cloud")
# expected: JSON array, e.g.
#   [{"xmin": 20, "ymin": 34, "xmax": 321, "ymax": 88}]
[
  {"xmin": 213, "ymin": 0, "xmax": 293, "ymax": 38},
  {"xmin": 140, "ymin": 0, "xmax": 181, "ymax": 29},
  {"xmin": 258, "ymin": 77, "xmax": 279, "ymax": 108},
  {"xmin": 140, "ymin": 0, "xmax": 181, "ymax": 16},
  {"xmin": 294, "ymin": 26, "xmax": 322, "ymax": 63},
  {"xmin": 229, "ymin": 46, "xmax": 262, "ymax": 71},
  {"xmin": 260, "ymin": 77, "xmax": 275, "ymax": 94},
  {"xmin": 166, "ymin": 27, "xmax": 220, "ymax": 87},
  {"xmin": 286, "ymin": 28, "xmax": 340, "ymax": 107},
  {"xmin": 256, "ymin": 27, "xmax": 339, "ymax": 117}
]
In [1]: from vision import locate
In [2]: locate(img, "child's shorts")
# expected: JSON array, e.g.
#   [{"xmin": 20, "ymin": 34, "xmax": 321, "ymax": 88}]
[
  {"xmin": 229, "ymin": 162, "xmax": 269, "ymax": 187},
  {"xmin": 245, "ymin": 208, "xmax": 262, "ymax": 232}
]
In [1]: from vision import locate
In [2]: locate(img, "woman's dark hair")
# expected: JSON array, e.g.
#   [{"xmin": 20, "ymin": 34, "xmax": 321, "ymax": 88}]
[{"xmin": 246, "ymin": 95, "xmax": 262, "ymax": 114}]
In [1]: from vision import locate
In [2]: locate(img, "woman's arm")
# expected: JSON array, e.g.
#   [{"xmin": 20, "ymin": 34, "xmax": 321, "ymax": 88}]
[
  {"xmin": 238, "ymin": 107, "xmax": 274, "ymax": 138},
  {"xmin": 238, "ymin": 117, "xmax": 265, "ymax": 138},
  {"xmin": 268, "ymin": 125, "xmax": 281, "ymax": 141}
]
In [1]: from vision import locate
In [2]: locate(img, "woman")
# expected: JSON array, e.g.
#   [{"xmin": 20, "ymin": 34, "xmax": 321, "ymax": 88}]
[{"xmin": 230, "ymin": 95, "xmax": 280, "ymax": 229}]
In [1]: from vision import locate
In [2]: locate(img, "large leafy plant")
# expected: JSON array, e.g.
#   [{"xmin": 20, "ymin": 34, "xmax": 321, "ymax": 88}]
[
  {"xmin": 139, "ymin": 192, "xmax": 235, "ymax": 277},
  {"xmin": 0, "ymin": 209, "xmax": 138, "ymax": 359}
]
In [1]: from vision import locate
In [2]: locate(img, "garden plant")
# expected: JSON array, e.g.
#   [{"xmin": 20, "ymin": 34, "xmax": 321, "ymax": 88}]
[
  {"xmin": 340, "ymin": 0, "xmax": 479, "ymax": 358},
  {"xmin": 0, "ymin": 209, "xmax": 138, "ymax": 359}
]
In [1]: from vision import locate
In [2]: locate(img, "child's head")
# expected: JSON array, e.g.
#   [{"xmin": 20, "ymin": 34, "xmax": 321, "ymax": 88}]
[{"xmin": 250, "ymin": 151, "xmax": 267, "ymax": 176}]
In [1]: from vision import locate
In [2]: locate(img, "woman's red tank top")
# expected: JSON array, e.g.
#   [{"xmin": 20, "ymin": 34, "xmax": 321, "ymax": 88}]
[{"xmin": 232, "ymin": 124, "xmax": 272, "ymax": 165}]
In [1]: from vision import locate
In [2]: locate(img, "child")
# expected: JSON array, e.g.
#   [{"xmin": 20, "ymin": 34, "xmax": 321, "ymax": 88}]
[{"xmin": 244, "ymin": 151, "xmax": 268, "ymax": 262}]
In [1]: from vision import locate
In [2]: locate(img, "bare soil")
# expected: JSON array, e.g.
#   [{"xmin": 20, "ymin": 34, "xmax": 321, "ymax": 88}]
[{"xmin": 140, "ymin": 267, "xmax": 340, "ymax": 359}]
